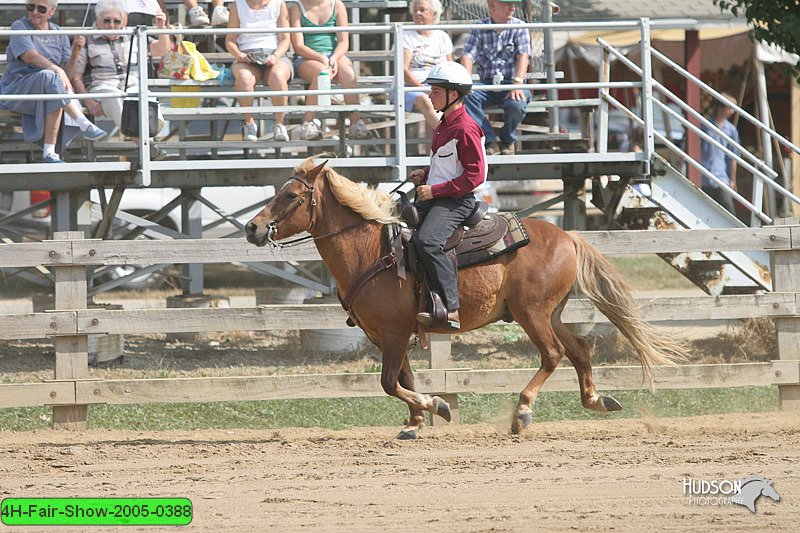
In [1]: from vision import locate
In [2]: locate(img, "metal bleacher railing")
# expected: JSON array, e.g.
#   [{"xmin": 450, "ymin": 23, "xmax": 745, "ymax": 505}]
[{"xmin": 1, "ymin": 16, "xmax": 655, "ymax": 187}]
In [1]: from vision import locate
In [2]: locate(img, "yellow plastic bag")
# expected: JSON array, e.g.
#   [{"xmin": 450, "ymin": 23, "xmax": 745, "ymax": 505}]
[
  {"xmin": 164, "ymin": 41, "xmax": 219, "ymax": 107},
  {"xmin": 181, "ymin": 40, "xmax": 220, "ymax": 82}
]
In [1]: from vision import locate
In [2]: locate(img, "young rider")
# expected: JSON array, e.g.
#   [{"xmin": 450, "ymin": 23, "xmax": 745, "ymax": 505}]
[{"xmin": 410, "ymin": 61, "xmax": 487, "ymax": 331}]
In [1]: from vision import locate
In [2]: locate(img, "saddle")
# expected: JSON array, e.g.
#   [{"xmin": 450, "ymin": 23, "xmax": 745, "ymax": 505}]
[
  {"xmin": 337, "ymin": 194, "xmax": 530, "ymax": 335},
  {"xmin": 397, "ymin": 195, "xmax": 530, "ymax": 328}
]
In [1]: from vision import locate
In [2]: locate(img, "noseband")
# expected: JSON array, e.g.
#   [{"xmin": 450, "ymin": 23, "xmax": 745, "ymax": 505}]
[{"xmin": 266, "ymin": 174, "xmax": 317, "ymax": 248}]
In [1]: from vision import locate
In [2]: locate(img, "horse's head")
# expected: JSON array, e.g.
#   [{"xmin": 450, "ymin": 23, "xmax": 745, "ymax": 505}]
[{"xmin": 245, "ymin": 159, "xmax": 328, "ymax": 247}]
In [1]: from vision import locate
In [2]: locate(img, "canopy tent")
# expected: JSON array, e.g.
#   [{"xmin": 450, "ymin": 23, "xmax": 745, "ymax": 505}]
[{"xmin": 555, "ymin": 27, "xmax": 798, "ymax": 73}]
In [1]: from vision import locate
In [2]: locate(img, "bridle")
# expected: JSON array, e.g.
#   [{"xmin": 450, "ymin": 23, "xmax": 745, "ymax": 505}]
[
  {"xmin": 264, "ymin": 171, "xmax": 365, "ymax": 249},
  {"xmin": 264, "ymin": 174, "xmax": 317, "ymax": 248}
]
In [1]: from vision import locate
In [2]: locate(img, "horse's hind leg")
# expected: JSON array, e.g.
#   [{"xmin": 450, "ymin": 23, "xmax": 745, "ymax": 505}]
[
  {"xmin": 511, "ymin": 310, "xmax": 567, "ymax": 434},
  {"xmin": 553, "ymin": 320, "xmax": 623, "ymax": 413}
]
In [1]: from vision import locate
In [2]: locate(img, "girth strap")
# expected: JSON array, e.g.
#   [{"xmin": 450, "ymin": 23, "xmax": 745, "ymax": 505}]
[{"xmin": 338, "ymin": 252, "xmax": 397, "ymax": 318}]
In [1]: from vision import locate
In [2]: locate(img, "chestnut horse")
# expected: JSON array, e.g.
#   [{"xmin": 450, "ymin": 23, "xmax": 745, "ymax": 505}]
[{"xmin": 245, "ymin": 157, "xmax": 685, "ymax": 438}]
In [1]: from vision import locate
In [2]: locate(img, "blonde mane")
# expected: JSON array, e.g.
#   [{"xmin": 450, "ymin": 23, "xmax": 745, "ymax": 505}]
[{"xmin": 297, "ymin": 157, "xmax": 399, "ymax": 224}]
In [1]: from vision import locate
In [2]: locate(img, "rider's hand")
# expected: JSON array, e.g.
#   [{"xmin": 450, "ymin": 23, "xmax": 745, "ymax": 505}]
[
  {"xmin": 416, "ymin": 184, "xmax": 433, "ymax": 201},
  {"xmin": 409, "ymin": 168, "xmax": 426, "ymax": 185}
]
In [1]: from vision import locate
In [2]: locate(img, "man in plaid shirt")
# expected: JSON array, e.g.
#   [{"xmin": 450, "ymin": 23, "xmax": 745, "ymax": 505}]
[{"xmin": 461, "ymin": 0, "xmax": 531, "ymax": 155}]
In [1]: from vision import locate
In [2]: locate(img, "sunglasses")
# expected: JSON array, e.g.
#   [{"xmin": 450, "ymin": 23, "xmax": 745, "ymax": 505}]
[
  {"xmin": 26, "ymin": 3, "xmax": 49, "ymax": 14},
  {"xmin": 102, "ymin": 18, "xmax": 123, "ymax": 25}
]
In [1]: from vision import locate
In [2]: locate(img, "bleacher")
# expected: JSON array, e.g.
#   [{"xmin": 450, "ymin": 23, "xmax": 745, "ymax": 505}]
[{"xmin": 0, "ymin": 1, "xmax": 643, "ymax": 190}]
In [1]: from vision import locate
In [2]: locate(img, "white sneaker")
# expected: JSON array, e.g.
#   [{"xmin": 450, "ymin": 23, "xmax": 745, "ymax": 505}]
[
  {"xmin": 210, "ymin": 5, "xmax": 229, "ymax": 26},
  {"xmin": 242, "ymin": 120, "xmax": 257, "ymax": 142},
  {"xmin": 349, "ymin": 120, "xmax": 370, "ymax": 139},
  {"xmin": 188, "ymin": 6, "xmax": 210, "ymax": 27},
  {"xmin": 273, "ymin": 123, "xmax": 289, "ymax": 142},
  {"xmin": 300, "ymin": 120, "xmax": 323, "ymax": 140}
]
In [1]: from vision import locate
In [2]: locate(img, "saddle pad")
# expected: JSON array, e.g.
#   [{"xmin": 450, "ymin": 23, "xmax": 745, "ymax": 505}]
[{"xmin": 456, "ymin": 212, "xmax": 530, "ymax": 269}]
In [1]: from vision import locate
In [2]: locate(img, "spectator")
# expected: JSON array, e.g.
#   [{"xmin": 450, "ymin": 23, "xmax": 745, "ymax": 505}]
[
  {"xmin": 461, "ymin": 0, "xmax": 530, "ymax": 155},
  {"xmin": 225, "ymin": 0, "xmax": 293, "ymax": 142},
  {"xmin": 288, "ymin": 0, "xmax": 369, "ymax": 140},
  {"xmin": 700, "ymin": 92, "xmax": 740, "ymax": 216},
  {"xmin": 394, "ymin": 0, "xmax": 452, "ymax": 129},
  {"xmin": 0, "ymin": 0, "xmax": 107, "ymax": 163},
  {"xmin": 186, "ymin": 0, "xmax": 230, "ymax": 27},
  {"xmin": 71, "ymin": 0, "xmax": 171, "ymax": 160}
]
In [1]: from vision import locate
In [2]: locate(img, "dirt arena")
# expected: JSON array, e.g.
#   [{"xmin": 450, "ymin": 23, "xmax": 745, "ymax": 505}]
[{"xmin": 1, "ymin": 410, "xmax": 798, "ymax": 532}]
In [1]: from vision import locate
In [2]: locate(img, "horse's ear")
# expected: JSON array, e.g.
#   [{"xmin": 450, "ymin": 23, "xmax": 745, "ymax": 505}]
[{"xmin": 309, "ymin": 160, "xmax": 329, "ymax": 180}]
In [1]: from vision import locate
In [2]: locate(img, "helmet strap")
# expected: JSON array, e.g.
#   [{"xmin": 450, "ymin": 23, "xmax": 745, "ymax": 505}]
[{"xmin": 438, "ymin": 88, "xmax": 463, "ymax": 120}]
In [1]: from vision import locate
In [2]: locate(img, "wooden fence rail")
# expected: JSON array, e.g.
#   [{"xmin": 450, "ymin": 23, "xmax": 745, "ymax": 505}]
[
  {"xmin": 1, "ymin": 226, "xmax": 799, "ymax": 428},
  {"xmin": 1, "ymin": 227, "xmax": 797, "ymax": 268}
]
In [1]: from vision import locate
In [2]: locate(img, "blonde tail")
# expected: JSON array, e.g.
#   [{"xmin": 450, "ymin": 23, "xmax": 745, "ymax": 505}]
[{"xmin": 568, "ymin": 231, "xmax": 688, "ymax": 387}]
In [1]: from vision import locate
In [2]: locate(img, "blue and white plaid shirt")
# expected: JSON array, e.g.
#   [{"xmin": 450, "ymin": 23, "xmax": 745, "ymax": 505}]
[{"xmin": 461, "ymin": 17, "xmax": 531, "ymax": 84}]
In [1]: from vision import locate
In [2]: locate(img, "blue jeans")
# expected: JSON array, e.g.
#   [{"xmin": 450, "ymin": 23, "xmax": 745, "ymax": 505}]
[{"xmin": 464, "ymin": 89, "xmax": 531, "ymax": 144}]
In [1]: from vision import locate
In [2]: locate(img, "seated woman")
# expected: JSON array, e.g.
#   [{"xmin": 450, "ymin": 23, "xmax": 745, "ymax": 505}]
[
  {"xmin": 226, "ymin": 0, "xmax": 293, "ymax": 142},
  {"xmin": 72, "ymin": 0, "xmax": 171, "ymax": 160},
  {"xmin": 396, "ymin": 0, "xmax": 452, "ymax": 129},
  {"xmin": 0, "ymin": 0, "xmax": 108, "ymax": 163},
  {"xmin": 288, "ymin": 0, "xmax": 368, "ymax": 140}
]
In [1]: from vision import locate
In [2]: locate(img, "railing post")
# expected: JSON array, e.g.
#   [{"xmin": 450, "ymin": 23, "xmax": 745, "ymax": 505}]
[
  {"xmin": 542, "ymin": 0, "xmax": 559, "ymax": 133},
  {"xmin": 51, "ymin": 231, "xmax": 89, "ymax": 429},
  {"xmin": 392, "ymin": 22, "xmax": 407, "ymax": 180},
  {"xmin": 597, "ymin": 48, "xmax": 609, "ymax": 155},
  {"xmin": 639, "ymin": 18, "xmax": 655, "ymax": 165},
  {"xmin": 772, "ymin": 218, "xmax": 800, "ymax": 409},
  {"xmin": 136, "ymin": 24, "xmax": 152, "ymax": 187},
  {"xmin": 753, "ymin": 55, "xmax": 772, "ymax": 226}
]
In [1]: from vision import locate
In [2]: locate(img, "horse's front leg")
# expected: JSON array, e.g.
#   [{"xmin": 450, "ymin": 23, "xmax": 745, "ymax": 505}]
[{"xmin": 379, "ymin": 333, "xmax": 451, "ymax": 440}]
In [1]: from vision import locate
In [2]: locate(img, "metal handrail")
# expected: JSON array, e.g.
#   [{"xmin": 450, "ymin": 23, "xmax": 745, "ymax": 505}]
[
  {"xmin": 597, "ymin": 38, "xmax": 778, "ymax": 180},
  {"xmin": 650, "ymin": 47, "xmax": 800, "ymax": 158},
  {"xmin": 596, "ymin": 36, "xmax": 800, "ymax": 227},
  {"xmin": 604, "ymin": 94, "xmax": 771, "ymax": 223}
]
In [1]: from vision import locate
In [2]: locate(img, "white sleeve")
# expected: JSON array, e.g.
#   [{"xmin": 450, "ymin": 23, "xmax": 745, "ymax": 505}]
[{"xmin": 400, "ymin": 30, "xmax": 416, "ymax": 51}]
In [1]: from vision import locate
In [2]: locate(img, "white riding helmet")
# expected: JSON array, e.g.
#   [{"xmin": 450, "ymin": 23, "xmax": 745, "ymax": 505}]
[{"xmin": 424, "ymin": 61, "xmax": 473, "ymax": 95}]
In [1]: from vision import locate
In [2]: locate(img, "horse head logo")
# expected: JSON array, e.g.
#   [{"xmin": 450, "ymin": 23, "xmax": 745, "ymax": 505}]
[{"xmin": 730, "ymin": 476, "xmax": 780, "ymax": 513}]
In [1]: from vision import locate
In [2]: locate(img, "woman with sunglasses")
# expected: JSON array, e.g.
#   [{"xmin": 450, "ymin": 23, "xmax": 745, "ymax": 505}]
[
  {"xmin": 0, "ymin": 0, "xmax": 108, "ymax": 163},
  {"xmin": 71, "ymin": 0, "xmax": 170, "ymax": 159}
]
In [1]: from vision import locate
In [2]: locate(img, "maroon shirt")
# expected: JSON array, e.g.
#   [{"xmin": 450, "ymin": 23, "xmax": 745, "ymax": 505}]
[{"xmin": 422, "ymin": 105, "xmax": 488, "ymax": 198}]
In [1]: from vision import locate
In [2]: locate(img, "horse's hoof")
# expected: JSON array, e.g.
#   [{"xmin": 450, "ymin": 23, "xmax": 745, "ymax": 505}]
[
  {"xmin": 432, "ymin": 396, "xmax": 451, "ymax": 422},
  {"xmin": 396, "ymin": 428, "xmax": 417, "ymax": 440},
  {"xmin": 511, "ymin": 408, "xmax": 533, "ymax": 435},
  {"xmin": 600, "ymin": 395, "xmax": 623, "ymax": 412}
]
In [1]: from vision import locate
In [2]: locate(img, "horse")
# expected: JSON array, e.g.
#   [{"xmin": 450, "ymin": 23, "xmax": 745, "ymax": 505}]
[
  {"xmin": 731, "ymin": 476, "xmax": 781, "ymax": 513},
  {"xmin": 245, "ymin": 156, "xmax": 687, "ymax": 438}
]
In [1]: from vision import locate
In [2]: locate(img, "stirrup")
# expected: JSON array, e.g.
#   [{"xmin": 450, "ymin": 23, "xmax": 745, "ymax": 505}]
[{"xmin": 416, "ymin": 312, "xmax": 434, "ymax": 327}]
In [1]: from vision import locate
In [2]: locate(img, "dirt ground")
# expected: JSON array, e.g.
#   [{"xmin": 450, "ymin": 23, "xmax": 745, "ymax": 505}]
[
  {"xmin": 0, "ymin": 291, "xmax": 790, "ymax": 532},
  {"xmin": 0, "ymin": 411, "xmax": 797, "ymax": 532}
]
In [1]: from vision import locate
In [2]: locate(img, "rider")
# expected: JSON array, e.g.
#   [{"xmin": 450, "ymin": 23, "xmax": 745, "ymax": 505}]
[{"xmin": 410, "ymin": 61, "xmax": 488, "ymax": 330}]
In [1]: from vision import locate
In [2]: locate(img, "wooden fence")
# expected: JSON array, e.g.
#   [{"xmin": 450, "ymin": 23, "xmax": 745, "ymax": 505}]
[{"xmin": 1, "ymin": 226, "xmax": 799, "ymax": 429}]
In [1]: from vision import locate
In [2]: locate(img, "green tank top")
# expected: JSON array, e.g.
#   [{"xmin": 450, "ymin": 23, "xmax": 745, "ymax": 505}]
[{"xmin": 300, "ymin": 1, "xmax": 337, "ymax": 54}]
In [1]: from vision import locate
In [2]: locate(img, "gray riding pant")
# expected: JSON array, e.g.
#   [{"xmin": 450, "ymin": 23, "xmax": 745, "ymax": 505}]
[{"xmin": 414, "ymin": 195, "xmax": 476, "ymax": 310}]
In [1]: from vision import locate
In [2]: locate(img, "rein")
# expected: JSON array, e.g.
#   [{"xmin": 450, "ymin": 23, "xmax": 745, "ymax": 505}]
[{"xmin": 269, "ymin": 220, "xmax": 367, "ymax": 248}]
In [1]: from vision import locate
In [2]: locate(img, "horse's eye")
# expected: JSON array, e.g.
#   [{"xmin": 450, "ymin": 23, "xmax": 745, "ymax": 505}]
[{"xmin": 286, "ymin": 192, "xmax": 298, "ymax": 200}]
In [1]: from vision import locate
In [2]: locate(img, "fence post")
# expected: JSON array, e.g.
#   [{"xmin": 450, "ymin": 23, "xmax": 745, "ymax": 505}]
[
  {"xmin": 773, "ymin": 218, "xmax": 800, "ymax": 409},
  {"xmin": 51, "ymin": 231, "xmax": 89, "ymax": 429},
  {"xmin": 428, "ymin": 333, "xmax": 459, "ymax": 424}
]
